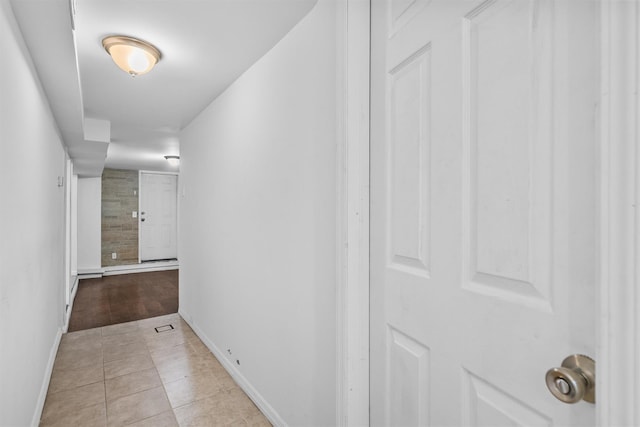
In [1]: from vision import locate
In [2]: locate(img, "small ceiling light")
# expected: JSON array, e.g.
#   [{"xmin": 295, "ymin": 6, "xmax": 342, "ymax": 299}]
[
  {"xmin": 102, "ymin": 35, "xmax": 161, "ymax": 77},
  {"xmin": 164, "ymin": 155, "xmax": 180, "ymax": 166}
]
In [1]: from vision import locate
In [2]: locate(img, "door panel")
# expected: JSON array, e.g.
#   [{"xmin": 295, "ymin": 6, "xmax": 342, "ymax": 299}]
[
  {"xmin": 370, "ymin": 0, "xmax": 596, "ymax": 425},
  {"xmin": 139, "ymin": 172, "xmax": 178, "ymax": 261},
  {"xmin": 389, "ymin": 43, "xmax": 431, "ymax": 278},
  {"xmin": 463, "ymin": 0, "xmax": 554, "ymax": 310}
]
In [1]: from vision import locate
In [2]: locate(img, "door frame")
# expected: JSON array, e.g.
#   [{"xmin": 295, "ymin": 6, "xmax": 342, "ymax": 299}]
[
  {"xmin": 597, "ymin": 1, "xmax": 640, "ymax": 424},
  {"xmin": 62, "ymin": 156, "xmax": 72, "ymax": 327},
  {"xmin": 336, "ymin": 0, "xmax": 370, "ymax": 425},
  {"xmin": 337, "ymin": 0, "xmax": 640, "ymax": 425},
  {"xmin": 138, "ymin": 170, "xmax": 179, "ymax": 263}
]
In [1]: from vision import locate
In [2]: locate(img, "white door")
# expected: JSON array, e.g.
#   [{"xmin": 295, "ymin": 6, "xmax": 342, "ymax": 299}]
[
  {"xmin": 139, "ymin": 172, "xmax": 178, "ymax": 262},
  {"xmin": 370, "ymin": 0, "xmax": 597, "ymax": 425}
]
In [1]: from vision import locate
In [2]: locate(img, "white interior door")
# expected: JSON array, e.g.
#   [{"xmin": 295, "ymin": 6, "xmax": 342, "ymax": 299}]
[
  {"xmin": 139, "ymin": 172, "xmax": 178, "ymax": 262},
  {"xmin": 370, "ymin": 0, "xmax": 597, "ymax": 425}
]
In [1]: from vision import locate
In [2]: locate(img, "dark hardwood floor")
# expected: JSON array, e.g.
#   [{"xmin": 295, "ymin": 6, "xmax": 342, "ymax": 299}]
[{"xmin": 68, "ymin": 269, "xmax": 178, "ymax": 332}]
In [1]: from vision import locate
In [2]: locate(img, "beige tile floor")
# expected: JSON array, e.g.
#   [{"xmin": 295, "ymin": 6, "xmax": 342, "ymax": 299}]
[{"xmin": 40, "ymin": 313, "xmax": 271, "ymax": 427}]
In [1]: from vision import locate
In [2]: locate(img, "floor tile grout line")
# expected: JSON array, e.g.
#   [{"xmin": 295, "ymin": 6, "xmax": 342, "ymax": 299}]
[
  {"xmin": 45, "ymin": 378, "xmax": 105, "ymax": 397},
  {"xmin": 104, "ymin": 367, "xmax": 161, "ymax": 402},
  {"xmin": 151, "ymin": 352, "xmax": 180, "ymax": 425},
  {"xmin": 103, "ymin": 350, "xmax": 152, "ymax": 367},
  {"xmin": 121, "ymin": 410, "xmax": 175, "ymax": 427}
]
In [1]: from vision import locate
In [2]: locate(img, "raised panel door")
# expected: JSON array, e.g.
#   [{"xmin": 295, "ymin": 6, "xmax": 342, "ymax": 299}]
[{"xmin": 370, "ymin": 0, "xmax": 597, "ymax": 425}]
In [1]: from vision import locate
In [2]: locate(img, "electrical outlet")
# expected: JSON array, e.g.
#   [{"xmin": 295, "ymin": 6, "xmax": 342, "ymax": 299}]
[
  {"xmin": 112, "ymin": 252, "xmax": 117, "ymax": 260},
  {"xmin": 132, "ymin": 211, "xmax": 137, "ymax": 218}
]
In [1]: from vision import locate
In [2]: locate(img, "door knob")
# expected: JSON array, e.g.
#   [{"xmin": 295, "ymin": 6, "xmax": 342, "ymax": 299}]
[{"xmin": 545, "ymin": 354, "xmax": 595, "ymax": 404}]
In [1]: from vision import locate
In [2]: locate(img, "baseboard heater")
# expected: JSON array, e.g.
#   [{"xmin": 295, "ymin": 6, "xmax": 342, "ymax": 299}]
[
  {"xmin": 103, "ymin": 260, "xmax": 179, "ymax": 276},
  {"xmin": 77, "ymin": 268, "xmax": 104, "ymax": 279}
]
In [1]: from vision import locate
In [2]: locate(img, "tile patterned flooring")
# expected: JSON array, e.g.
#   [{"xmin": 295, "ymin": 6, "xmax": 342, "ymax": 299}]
[{"xmin": 40, "ymin": 313, "xmax": 271, "ymax": 427}]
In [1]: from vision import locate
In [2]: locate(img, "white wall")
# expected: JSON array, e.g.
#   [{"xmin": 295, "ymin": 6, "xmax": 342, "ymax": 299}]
[
  {"xmin": 179, "ymin": 0, "xmax": 337, "ymax": 425},
  {"xmin": 77, "ymin": 177, "xmax": 102, "ymax": 272},
  {"xmin": 0, "ymin": 0, "xmax": 67, "ymax": 425}
]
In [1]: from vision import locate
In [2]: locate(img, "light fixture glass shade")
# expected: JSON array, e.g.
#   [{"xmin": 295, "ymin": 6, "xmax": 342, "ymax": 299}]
[
  {"xmin": 102, "ymin": 36, "xmax": 161, "ymax": 77},
  {"xmin": 164, "ymin": 155, "xmax": 180, "ymax": 166}
]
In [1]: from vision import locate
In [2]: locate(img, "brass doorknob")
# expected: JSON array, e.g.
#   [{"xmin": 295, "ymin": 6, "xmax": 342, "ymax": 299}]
[{"xmin": 545, "ymin": 354, "xmax": 595, "ymax": 404}]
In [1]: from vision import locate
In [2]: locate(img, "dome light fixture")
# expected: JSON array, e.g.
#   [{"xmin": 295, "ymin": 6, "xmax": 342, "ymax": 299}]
[
  {"xmin": 102, "ymin": 35, "xmax": 161, "ymax": 77},
  {"xmin": 164, "ymin": 155, "xmax": 180, "ymax": 166}
]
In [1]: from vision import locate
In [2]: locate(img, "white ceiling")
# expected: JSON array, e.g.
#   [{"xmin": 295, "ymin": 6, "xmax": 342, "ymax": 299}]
[{"xmin": 10, "ymin": 0, "xmax": 316, "ymax": 176}]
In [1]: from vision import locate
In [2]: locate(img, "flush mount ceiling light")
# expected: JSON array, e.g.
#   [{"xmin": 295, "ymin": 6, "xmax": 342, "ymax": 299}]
[
  {"xmin": 102, "ymin": 35, "xmax": 161, "ymax": 77},
  {"xmin": 164, "ymin": 155, "xmax": 180, "ymax": 166}
]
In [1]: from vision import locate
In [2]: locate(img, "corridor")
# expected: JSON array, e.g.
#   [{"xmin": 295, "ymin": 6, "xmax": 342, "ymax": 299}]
[{"xmin": 3, "ymin": 0, "xmax": 638, "ymax": 424}]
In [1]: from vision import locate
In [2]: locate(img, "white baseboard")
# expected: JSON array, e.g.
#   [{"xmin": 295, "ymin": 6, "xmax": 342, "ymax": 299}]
[
  {"xmin": 63, "ymin": 276, "xmax": 80, "ymax": 333},
  {"xmin": 31, "ymin": 328, "xmax": 62, "ymax": 427},
  {"xmin": 178, "ymin": 309, "xmax": 287, "ymax": 427},
  {"xmin": 103, "ymin": 261, "xmax": 178, "ymax": 276}
]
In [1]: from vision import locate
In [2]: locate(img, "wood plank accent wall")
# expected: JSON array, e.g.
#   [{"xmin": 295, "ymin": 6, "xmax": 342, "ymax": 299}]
[{"xmin": 101, "ymin": 169, "xmax": 139, "ymax": 266}]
